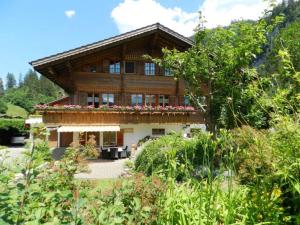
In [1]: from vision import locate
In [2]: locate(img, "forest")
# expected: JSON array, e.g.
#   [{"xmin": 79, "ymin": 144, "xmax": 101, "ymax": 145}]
[
  {"xmin": 0, "ymin": 70, "xmax": 62, "ymax": 144},
  {"xmin": 0, "ymin": 1, "xmax": 300, "ymax": 224}
]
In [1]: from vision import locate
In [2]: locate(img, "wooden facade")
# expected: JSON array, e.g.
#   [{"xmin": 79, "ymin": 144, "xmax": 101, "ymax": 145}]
[
  {"xmin": 31, "ymin": 23, "xmax": 206, "ymax": 126},
  {"xmin": 40, "ymin": 110, "xmax": 204, "ymax": 125}
]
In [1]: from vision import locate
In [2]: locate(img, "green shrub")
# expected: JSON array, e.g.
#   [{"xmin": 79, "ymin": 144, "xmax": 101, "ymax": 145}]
[
  {"xmin": 0, "ymin": 118, "xmax": 28, "ymax": 145},
  {"xmin": 0, "ymin": 118, "xmax": 27, "ymax": 134},
  {"xmin": 234, "ymin": 117, "xmax": 300, "ymax": 223},
  {"xmin": 0, "ymin": 99, "xmax": 7, "ymax": 114},
  {"xmin": 135, "ymin": 132, "xmax": 222, "ymax": 180}
]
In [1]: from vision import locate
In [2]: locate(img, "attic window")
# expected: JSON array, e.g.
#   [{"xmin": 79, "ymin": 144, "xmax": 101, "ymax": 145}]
[
  {"xmin": 109, "ymin": 61, "xmax": 120, "ymax": 74},
  {"xmin": 90, "ymin": 66, "xmax": 97, "ymax": 73},
  {"xmin": 145, "ymin": 63, "xmax": 155, "ymax": 75}
]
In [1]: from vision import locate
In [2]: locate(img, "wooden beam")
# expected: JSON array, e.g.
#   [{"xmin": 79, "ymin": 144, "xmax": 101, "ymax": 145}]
[
  {"xmin": 48, "ymin": 67, "xmax": 56, "ymax": 76},
  {"xmin": 149, "ymin": 33, "xmax": 159, "ymax": 56},
  {"xmin": 66, "ymin": 61, "xmax": 73, "ymax": 73}
]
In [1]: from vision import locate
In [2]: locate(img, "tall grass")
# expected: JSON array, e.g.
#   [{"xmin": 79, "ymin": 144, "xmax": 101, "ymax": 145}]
[{"xmin": 134, "ymin": 119, "xmax": 299, "ymax": 224}]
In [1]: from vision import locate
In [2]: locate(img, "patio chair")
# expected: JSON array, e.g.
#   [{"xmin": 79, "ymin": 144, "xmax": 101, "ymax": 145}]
[
  {"xmin": 110, "ymin": 147, "xmax": 119, "ymax": 160},
  {"xmin": 120, "ymin": 146, "xmax": 128, "ymax": 158},
  {"xmin": 101, "ymin": 146, "xmax": 109, "ymax": 159},
  {"xmin": 119, "ymin": 146, "xmax": 128, "ymax": 159}
]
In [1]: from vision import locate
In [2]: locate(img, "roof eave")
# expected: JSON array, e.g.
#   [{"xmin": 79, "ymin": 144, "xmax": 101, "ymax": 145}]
[{"xmin": 29, "ymin": 23, "xmax": 194, "ymax": 68}]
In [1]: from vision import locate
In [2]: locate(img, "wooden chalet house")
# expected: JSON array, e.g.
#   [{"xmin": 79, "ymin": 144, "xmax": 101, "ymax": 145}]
[{"xmin": 30, "ymin": 23, "xmax": 205, "ymax": 149}]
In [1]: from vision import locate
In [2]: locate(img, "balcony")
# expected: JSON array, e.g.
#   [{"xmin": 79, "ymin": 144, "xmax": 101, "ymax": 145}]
[{"xmin": 36, "ymin": 105, "xmax": 204, "ymax": 125}]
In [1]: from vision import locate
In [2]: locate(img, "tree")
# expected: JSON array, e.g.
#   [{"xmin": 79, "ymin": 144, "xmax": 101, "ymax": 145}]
[
  {"xmin": 18, "ymin": 74, "xmax": 24, "ymax": 87},
  {"xmin": 154, "ymin": 19, "xmax": 272, "ymax": 133},
  {"xmin": 265, "ymin": 22, "xmax": 300, "ymax": 73},
  {"xmin": 6, "ymin": 73, "xmax": 16, "ymax": 89},
  {"xmin": 0, "ymin": 78, "xmax": 4, "ymax": 96},
  {"xmin": 0, "ymin": 99, "xmax": 7, "ymax": 114}
]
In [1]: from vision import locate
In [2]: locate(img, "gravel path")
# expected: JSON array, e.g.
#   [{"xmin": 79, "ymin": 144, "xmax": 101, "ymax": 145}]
[
  {"xmin": 75, "ymin": 159, "xmax": 127, "ymax": 179},
  {"xmin": 0, "ymin": 147, "xmax": 27, "ymax": 163},
  {"xmin": 1, "ymin": 147, "xmax": 127, "ymax": 179}
]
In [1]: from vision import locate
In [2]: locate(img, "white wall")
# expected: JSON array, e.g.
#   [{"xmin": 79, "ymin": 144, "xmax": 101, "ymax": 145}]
[
  {"xmin": 120, "ymin": 123, "xmax": 205, "ymax": 150},
  {"xmin": 53, "ymin": 123, "xmax": 206, "ymax": 148}
]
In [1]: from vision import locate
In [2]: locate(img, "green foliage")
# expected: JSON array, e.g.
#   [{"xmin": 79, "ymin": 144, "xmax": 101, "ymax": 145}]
[
  {"xmin": 154, "ymin": 19, "xmax": 274, "ymax": 132},
  {"xmin": 0, "ymin": 118, "xmax": 28, "ymax": 145},
  {"xmin": 266, "ymin": 22, "xmax": 300, "ymax": 72},
  {"xmin": 0, "ymin": 118, "xmax": 27, "ymax": 134},
  {"xmin": 0, "ymin": 78, "xmax": 4, "ymax": 96},
  {"xmin": 6, "ymin": 73, "xmax": 16, "ymax": 89},
  {"xmin": 0, "ymin": 99, "xmax": 7, "ymax": 114},
  {"xmin": 5, "ymin": 103, "xmax": 28, "ymax": 118},
  {"xmin": 2, "ymin": 70, "xmax": 62, "ymax": 112},
  {"xmin": 86, "ymin": 174, "xmax": 164, "ymax": 224}
]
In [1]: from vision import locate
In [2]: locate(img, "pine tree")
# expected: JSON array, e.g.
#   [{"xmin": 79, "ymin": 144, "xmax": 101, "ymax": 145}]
[
  {"xmin": 18, "ymin": 74, "xmax": 24, "ymax": 87},
  {"xmin": 0, "ymin": 78, "xmax": 4, "ymax": 96},
  {"xmin": 6, "ymin": 73, "xmax": 16, "ymax": 89}
]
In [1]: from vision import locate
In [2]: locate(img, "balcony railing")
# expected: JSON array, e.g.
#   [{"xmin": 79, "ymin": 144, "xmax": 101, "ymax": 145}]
[
  {"xmin": 35, "ymin": 104, "xmax": 196, "ymax": 113},
  {"xmin": 37, "ymin": 105, "xmax": 204, "ymax": 125},
  {"xmin": 84, "ymin": 62, "xmax": 173, "ymax": 77}
]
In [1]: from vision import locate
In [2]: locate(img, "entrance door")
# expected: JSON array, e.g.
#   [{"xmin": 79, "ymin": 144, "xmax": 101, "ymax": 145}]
[
  {"xmin": 60, "ymin": 132, "xmax": 73, "ymax": 147},
  {"xmin": 116, "ymin": 131, "xmax": 124, "ymax": 146}
]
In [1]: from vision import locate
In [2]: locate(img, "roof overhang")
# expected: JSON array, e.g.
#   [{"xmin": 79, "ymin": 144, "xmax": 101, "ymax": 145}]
[
  {"xmin": 29, "ymin": 23, "xmax": 193, "ymax": 69},
  {"xmin": 57, "ymin": 125, "xmax": 120, "ymax": 133}
]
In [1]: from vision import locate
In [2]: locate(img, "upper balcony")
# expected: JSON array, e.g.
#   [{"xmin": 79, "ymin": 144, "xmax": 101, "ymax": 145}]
[
  {"xmin": 72, "ymin": 61, "xmax": 186, "ymax": 95},
  {"xmin": 36, "ymin": 105, "xmax": 205, "ymax": 125}
]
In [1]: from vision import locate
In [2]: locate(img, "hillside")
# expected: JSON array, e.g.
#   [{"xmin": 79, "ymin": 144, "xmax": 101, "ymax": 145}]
[{"xmin": 5, "ymin": 103, "xmax": 28, "ymax": 119}]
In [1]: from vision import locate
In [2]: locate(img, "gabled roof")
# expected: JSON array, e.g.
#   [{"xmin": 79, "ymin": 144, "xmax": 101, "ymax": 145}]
[{"xmin": 30, "ymin": 23, "xmax": 193, "ymax": 68}]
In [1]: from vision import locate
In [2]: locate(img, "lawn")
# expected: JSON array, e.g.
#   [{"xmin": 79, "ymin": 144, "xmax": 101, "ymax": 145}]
[{"xmin": 6, "ymin": 103, "xmax": 28, "ymax": 118}]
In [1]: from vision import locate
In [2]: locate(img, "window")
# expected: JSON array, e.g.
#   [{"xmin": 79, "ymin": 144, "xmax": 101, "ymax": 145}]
[
  {"xmin": 103, "ymin": 132, "xmax": 116, "ymax": 146},
  {"xmin": 90, "ymin": 66, "xmax": 97, "ymax": 73},
  {"xmin": 87, "ymin": 93, "xmax": 100, "ymax": 108},
  {"xmin": 102, "ymin": 94, "xmax": 114, "ymax": 106},
  {"xmin": 125, "ymin": 62, "xmax": 135, "ymax": 73},
  {"xmin": 94, "ymin": 94, "xmax": 99, "ymax": 108},
  {"xmin": 184, "ymin": 96, "xmax": 190, "ymax": 106},
  {"xmin": 164, "ymin": 96, "xmax": 169, "ymax": 106},
  {"xmin": 145, "ymin": 63, "xmax": 155, "ymax": 75},
  {"xmin": 164, "ymin": 68, "xmax": 173, "ymax": 76},
  {"xmin": 131, "ymin": 94, "xmax": 143, "ymax": 106},
  {"xmin": 152, "ymin": 129, "xmax": 165, "ymax": 136},
  {"xmin": 159, "ymin": 95, "xmax": 169, "ymax": 107},
  {"xmin": 87, "ymin": 93, "xmax": 94, "ymax": 106},
  {"xmin": 145, "ymin": 95, "xmax": 156, "ymax": 107},
  {"xmin": 109, "ymin": 61, "xmax": 120, "ymax": 74}
]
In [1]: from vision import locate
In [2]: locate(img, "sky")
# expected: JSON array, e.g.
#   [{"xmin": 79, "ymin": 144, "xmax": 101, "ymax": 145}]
[{"xmin": 0, "ymin": 0, "xmax": 279, "ymax": 83}]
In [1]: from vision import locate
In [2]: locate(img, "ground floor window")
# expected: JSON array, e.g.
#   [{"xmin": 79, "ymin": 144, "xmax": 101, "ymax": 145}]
[
  {"xmin": 103, "ymin": 132, "xmax": 116, "ymax": 146},
  {"xmin": 152, "ymin": 128, "xmax": 165, "ymax": 136},
  {"xmin": 79, "ymin": 132, "xmax": 100, "ymax": 146}
]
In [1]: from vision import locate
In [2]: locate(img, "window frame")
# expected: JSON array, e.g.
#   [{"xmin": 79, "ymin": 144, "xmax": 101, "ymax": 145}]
[
  {"xmin": 102, "ymin": 93, "xmax": 115, "ymax": 106},
  {"xmin": 159, "ymin": 95, "xmax": 169, "ymax": 107},
  {"xmin": 145, "ymin": 95, "xmax": 156, "ymax": 107},
  {"xmin": 145, "ymin": 62, "xmax": 155, "ymax": 76},
  {"xmin": 184, "ymin": 96, "xmax": 190, "ymax": 106},
  {"xmin": 152, "ymin": 128, "xmax": 165, "ymax": 136},
  {"xmin": 131, "ymin": 94, "xmax": 143, "ymax": 106},
  {"xmin": 109, "ymin": 61, "xmax": 121, "ymax": 74},
  {"xmin": 103, "ymin": 132, "xmax": 117, "ymax": 147},
  {"xmin": 164, "ymin": 68, "xmax": 173, "ymax": 76}
]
